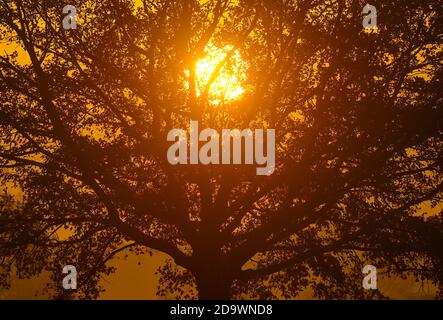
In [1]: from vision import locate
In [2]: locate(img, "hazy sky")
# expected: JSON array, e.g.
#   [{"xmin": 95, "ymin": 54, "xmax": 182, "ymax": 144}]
[{"xmin": 0, "ymin": 250, "xmax": 436, "ymax": 300}]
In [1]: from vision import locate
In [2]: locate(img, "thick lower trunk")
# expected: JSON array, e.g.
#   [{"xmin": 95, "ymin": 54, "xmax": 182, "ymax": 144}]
[
  {"xmin": 196, "ymin": 271, "xmax": 233, "ymax": 300},
  {"xmin": 193, "ymin": 227, "xmax": 234, "ymax": 299}
]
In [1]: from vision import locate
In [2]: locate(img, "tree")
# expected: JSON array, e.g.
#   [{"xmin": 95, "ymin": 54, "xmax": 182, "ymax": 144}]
[{"xmin": 0, "ymin": 0, "xmax": 442, "ymax": 300}]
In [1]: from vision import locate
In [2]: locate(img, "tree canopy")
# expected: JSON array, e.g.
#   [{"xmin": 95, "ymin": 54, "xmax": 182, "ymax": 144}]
[{"xmin": 0, "ymin": 0, "xmax": 442, "ymax": 299}]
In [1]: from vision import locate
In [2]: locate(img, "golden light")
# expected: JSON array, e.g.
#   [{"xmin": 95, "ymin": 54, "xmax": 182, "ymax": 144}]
[{"xmin": 191, "ymin": 43, "xmax": 248, "ymax": 105}]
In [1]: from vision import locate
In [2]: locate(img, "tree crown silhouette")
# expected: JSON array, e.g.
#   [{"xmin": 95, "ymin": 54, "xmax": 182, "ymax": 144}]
[{"xmin": 0, "ymin": 0, "xmax": 442, "ymax": 299}]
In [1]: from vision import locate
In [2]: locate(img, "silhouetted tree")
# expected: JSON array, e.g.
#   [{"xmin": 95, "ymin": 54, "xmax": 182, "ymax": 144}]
[{"xmin": 0, "ymin": 0, "xmax": 442, "ymax": 299}]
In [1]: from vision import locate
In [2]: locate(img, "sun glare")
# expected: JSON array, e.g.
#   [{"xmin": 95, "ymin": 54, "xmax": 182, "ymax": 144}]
[{"xmin": 191, "ymin": 43, "xmax": 248, "ymax": 105}]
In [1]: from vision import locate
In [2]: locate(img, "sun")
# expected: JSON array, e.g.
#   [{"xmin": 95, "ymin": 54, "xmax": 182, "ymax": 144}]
[{"xmin": 191, "ymin": 43, "xmax": 248, "ymax": 105}]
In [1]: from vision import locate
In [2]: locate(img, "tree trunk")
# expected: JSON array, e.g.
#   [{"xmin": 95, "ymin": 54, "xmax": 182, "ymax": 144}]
[{"xmin": 195, "ymin": 269, "xmax": 233, "ymax": 300}]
